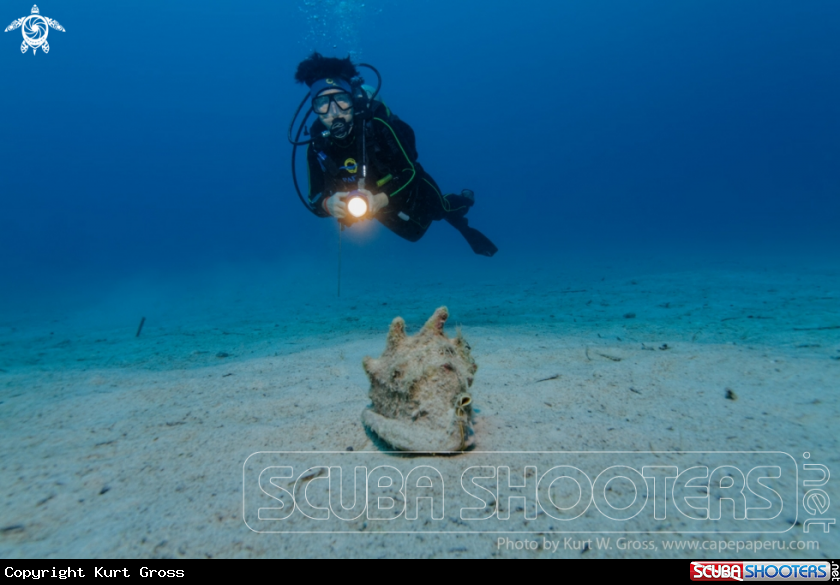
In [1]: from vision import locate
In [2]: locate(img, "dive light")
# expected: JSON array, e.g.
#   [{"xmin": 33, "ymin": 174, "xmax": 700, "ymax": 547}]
[{"xmin": 343, "ymin": 191, "xmax": 369, "ymax": 218}]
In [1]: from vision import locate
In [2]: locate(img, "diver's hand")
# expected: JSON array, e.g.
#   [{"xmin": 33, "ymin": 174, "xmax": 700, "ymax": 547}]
[
  {"xmin": 325, "ymin": 193, "xmax": 348, "ymax": 219},
  {"xmin": 366, "ymin": 190, "xmax": 389, "ymax": 215}
]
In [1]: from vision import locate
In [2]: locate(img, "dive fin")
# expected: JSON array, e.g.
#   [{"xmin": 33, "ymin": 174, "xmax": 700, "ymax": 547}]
[{"xmin": 445, "ymin": 216, "xmax": 498, "ymax": 257}]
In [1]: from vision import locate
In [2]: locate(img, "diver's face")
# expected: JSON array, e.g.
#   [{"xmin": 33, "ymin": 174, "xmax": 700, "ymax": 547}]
[{"xmin": 316, "ymin": 89, "xmax": 354, "ymax": 137}]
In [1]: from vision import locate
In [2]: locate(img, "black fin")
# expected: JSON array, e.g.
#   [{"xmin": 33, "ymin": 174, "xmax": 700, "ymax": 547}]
[{"xmin": 445, "ymin": 216, "xmax": 498, "ymax": 257}]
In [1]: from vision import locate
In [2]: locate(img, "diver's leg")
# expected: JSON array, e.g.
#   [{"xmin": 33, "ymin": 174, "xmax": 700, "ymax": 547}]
[
  {"xmin": 415, "ymin": 172, "xmax": 474, "ymax": 221},
  {"xmin": 377, "ymin": 207, "xmax": 431, "ymax": 242},
  {"xmin": 441, "ymin": 189, "xmax": 475, "ymax": 219},
  {"xmin": 375, "ymin": 175, "xmax": 452, "ymax": 242},
  {"xmin": 411, "ymin": 171, "xmax": 497, "ymax": 256},
  {"xmin": 377, "ymin": 170, "xmax": 496, "ymax": 255}
]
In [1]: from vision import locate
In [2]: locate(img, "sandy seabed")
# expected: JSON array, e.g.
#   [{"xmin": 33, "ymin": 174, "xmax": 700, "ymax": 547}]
[{"xmin": 1, "ymin": 253, "xmax": 838, "ymax": 558}]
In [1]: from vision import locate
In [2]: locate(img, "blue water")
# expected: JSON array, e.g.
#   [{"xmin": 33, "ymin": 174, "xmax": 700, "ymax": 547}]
[{"xmin": 2, "ymin": 0, "xmax": 838, "ymax": 297}]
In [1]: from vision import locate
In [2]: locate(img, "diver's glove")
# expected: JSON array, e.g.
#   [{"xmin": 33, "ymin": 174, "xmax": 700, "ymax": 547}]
[
  {"xmin": 325, "ymin": 193, "xmax": 348, "ymax": 219},
  {"xmin": 367, "ymin": 190, "xmax": 389, "ymax": 215}
]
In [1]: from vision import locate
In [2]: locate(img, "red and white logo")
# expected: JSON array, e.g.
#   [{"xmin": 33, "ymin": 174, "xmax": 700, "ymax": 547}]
[{"xmin": 691, "ymin": 562, "xmax": 743, "ymax": 581}]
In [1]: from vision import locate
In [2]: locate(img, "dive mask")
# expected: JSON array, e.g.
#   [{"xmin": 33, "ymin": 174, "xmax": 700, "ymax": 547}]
[{"xmin": 312, "ymin": 91, "xmax": 353, "ymax": 115}]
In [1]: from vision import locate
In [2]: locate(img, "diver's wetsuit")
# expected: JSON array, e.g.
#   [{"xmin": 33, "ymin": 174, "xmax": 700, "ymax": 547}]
[{"xmin": 305, "ymin": 103, "xmax": 496, "ymax": 255}]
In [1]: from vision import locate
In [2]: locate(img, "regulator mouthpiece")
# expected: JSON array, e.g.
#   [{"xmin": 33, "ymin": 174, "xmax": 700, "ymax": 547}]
[{"xmin": 330, "ymin": 119, "xmax": 352, "ymax": 139}]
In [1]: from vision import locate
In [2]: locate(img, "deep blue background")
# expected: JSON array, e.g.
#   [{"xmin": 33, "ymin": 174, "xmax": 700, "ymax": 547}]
[{"xmin": 2, "ymin": 0, "xmax": 838, "ymax": 298}]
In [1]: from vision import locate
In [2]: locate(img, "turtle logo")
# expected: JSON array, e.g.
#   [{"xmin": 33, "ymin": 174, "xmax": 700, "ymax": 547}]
[{"xmin": 5, "ymin": 5, "xmax": 64, "ymax": 55}]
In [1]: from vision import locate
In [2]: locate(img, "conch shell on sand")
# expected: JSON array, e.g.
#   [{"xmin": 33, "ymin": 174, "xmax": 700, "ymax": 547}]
[{"xmin": 362, "ymin": 307, "xmax": 477, "ymax": 452}]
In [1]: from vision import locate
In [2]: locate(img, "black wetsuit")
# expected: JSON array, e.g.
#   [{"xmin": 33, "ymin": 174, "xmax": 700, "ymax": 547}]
[{"xmin": 305, "ymin": 103, "xmax": 497, "ymax": 255}]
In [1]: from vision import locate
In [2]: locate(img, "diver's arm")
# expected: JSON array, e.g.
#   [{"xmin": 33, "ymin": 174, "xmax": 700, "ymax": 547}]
[
  {"xmin": 371, "ymin": 117, "xmax": 417, "ymax": 207},
  {"xmin": 305, "ymin": 145, "xmax": 333, "ymax": 218}
]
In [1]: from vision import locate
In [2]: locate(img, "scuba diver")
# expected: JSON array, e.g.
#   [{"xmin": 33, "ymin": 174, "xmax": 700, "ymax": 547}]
[{"xmin": 289, "ymin": 52, "xmax": 498, "ymax": 257}]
